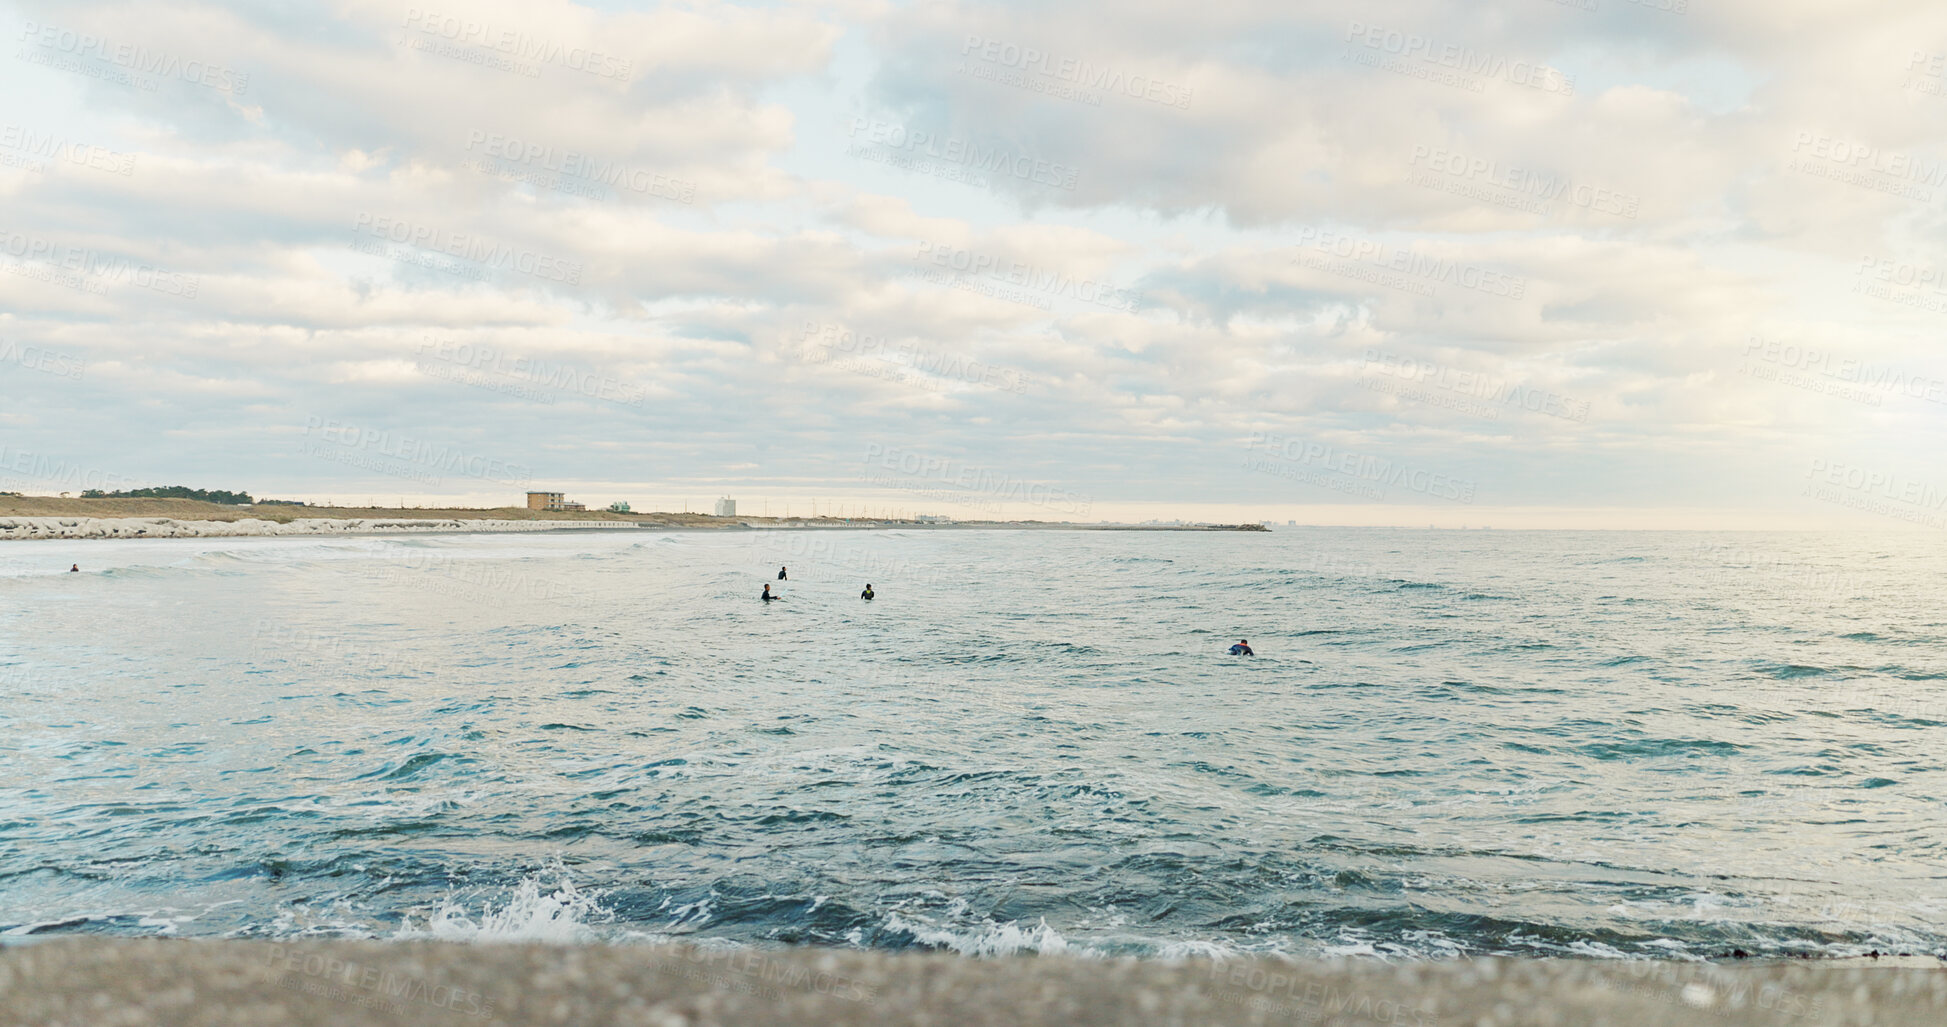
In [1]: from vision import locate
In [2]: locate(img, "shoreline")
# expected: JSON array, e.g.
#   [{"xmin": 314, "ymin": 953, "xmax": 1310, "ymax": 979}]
[
  {"xmin": 0, "ymin": 515, "xmax": 649, "ymax": 542},
  {"xmin": 2, "ymin": 938, "xmax": 1938, "ymax": 1026},
  {"xmin": 0, "ymin": 513, "xmax": 1268, "ymax": 542}
]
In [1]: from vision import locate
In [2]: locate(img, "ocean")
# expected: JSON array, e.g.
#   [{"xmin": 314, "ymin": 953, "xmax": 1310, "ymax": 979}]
[{"xmin": 1, "ymin": 527, "xmax": 1942, "ymax": 961}]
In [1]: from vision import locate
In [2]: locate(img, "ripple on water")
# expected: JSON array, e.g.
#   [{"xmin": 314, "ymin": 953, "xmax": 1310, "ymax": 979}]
[{"xmin": 2, "ymin": 528, "xmax": 1945, "ymax": 960}]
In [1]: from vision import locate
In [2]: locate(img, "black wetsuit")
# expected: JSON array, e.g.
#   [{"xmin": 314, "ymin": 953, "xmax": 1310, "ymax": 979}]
[
  {"xmin": 763, "ymin": 589, "xmax": 778, "ymax": 602},
  {"xmin": 861, "ymin": 589, "xmax": 874, "ymax": 600},
  {"xmin": 778, "ymin": 569, "xmax": 787, "ymax": 580},
  {"xmin": 1229, "ymin": 644, "xmax": 1253, "ymax": 656}
]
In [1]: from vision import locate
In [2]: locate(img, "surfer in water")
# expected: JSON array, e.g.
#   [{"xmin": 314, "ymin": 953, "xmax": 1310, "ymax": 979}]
[
  {"xmin": 1228, "ymin": 639, "xmax": 1253, "ymax": 656},
  {"xmin": 860, "ymin": 583, "xmax": 874, "ymax": 600},
  {"xmin": 778, "ymin": 566, "xmax": 787, "ymax": 580},
  {"xmin": 763, "ymin": 583, "xmax": 779, "ymax": 602},
  {"xmin": 69, "ymin": 564, "xmax": 79, "ymax": 573}
]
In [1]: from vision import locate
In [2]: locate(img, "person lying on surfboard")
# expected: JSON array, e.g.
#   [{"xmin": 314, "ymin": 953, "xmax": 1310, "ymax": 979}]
[{"xmin": 1228, "ymin": 639, "xmax": 1253, "ymax": 656}]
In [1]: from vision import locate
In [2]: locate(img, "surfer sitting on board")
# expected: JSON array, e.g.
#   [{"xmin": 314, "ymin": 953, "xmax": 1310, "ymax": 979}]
[
  {"xmin": 778, "ymin": 566, "xmax": 788, "ymax": 580},
  {"xmin": 860, "ymin": 584, "xmax": 874, "ymax": 600},
  {"xmin": 1228, "ymin": 639, "xmax": 1253, "ymax": 656}
]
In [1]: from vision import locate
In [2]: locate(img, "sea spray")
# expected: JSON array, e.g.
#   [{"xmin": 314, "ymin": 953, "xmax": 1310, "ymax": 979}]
[{"xmin": 395, "ymin": 872, "xmax": 614, "ymax": 944}]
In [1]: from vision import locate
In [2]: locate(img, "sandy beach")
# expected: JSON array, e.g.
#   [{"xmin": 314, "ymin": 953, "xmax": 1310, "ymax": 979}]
[
  {"xmin": 0, "ymin": 497, "xmax": 1265, "ymax": 541},
  {"xmin": 0, "ymin": 515, "xmax": 645, "ymax": 541},
  {"xmin": 5, "ymin": 938, "xmax": 1940, "ymax": 1027},
  {"xmin": 0, "ymin": 496, "xmax": 763, "ymax": 541}
]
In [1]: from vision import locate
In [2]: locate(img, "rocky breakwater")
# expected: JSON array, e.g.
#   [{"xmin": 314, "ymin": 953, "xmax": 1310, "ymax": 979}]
[{"xmin": 0, "ymin": 517, "xmax": 639, "ymax": 541}]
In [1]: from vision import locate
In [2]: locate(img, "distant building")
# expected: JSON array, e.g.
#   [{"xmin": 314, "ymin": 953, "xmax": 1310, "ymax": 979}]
[
  {"xmin": 713, "ymin": 497, "xmax": 737, "ymax": 517},
  {"xmin": 915, "ymin": 514, "xmax": 949, "ymax": 523},
  {"xmin": 1288, "ymin": 520, "xmax": 1297, "ymax": 526},
  {"xmin": 527, "ymin": 492, "xmax": 585, "ymax": 512},
  {"xmin": 608, "ymin": 501, "xmax": 631, "ymax": 513}
]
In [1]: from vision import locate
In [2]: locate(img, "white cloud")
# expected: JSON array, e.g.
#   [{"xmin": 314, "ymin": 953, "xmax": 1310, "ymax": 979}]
[{"xmin": 0, "ymin": 0, "xmax": 1941, "ymax": 526}]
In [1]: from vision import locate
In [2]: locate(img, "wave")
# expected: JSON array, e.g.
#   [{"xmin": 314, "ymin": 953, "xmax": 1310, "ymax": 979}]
[
  {"xmin": 11, "ymin": 527, "xmax": 1947, "ymax": 964},
  {"xmin": 1756, "ymin": 663, "xmax": 1829, "ymax": 679},
  {"xmin": 883, "ymin": 913, "xmax": 1076, "ymax": 957},
  {"xmin": 394, "ymin": 871, "xmax": 615, "ymax": 944},
  {"xmin": 1577, "ymin": 737, "xmax": 1746, "ymax": 759}
]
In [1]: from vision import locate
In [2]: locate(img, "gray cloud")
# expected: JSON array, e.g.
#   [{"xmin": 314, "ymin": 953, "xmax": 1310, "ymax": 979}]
[{"xmin": 1, "ymin": 0, "xmax": 1943, "ymax": 525}]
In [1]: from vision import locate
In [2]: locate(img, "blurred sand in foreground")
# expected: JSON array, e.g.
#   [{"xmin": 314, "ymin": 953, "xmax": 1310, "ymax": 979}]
[{"xmin": 1, "ymin": 938, "xmax": 1941, "ymax": 1027}]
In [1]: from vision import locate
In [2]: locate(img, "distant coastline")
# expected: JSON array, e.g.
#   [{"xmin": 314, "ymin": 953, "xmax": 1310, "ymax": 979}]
[{"xmin": 0, "ymin": 497, "xmax": 1267, "ymax": 541}]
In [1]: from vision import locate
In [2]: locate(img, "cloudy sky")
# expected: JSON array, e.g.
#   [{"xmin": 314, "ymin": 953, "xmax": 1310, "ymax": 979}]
[{"xmin": 2, "ymin": 0, "xmax": 1944, "ymax": 528}]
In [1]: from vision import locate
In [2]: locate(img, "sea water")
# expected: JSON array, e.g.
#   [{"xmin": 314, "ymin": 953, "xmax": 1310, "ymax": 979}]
[{"xmin": 1, "ymin": 527, "xmax": 1942, "ymax": 960}]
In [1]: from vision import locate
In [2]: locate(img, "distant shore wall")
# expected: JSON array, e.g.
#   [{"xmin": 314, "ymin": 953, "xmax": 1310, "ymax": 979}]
[
  {"xmin": 0, "ymin": 516, "xmax": 1269, "ymax": 541},
  {"xmin": 0, "ymin": 516, "xmax": 641, "ymax": 541},
  {"xmin": 1, "ymin": 938, "xmax": 1940, "ymax": 1027}
]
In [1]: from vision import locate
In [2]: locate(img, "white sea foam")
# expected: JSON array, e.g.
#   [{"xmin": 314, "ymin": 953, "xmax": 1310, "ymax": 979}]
[
  {"xmin": 1154, "ymin": 938, "xmax": 1261, "ymax": 960},
  {"xmin": 394, "ymin": 872, "xmax": 615, "ymax": 944},
  {"xmin": 884, "ymin": 914, "xmax": 1080, "ymax": 957}
]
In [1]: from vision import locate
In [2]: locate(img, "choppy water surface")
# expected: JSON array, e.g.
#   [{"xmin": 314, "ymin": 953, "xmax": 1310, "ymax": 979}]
[{"xmin": 2, "ymin": 527, "xmax": 1944, "ymax": 960}]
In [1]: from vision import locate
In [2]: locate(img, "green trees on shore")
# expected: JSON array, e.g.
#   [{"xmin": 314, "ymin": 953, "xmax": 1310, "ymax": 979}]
[{"xmin": 80, "ymin": 486, "xmax": 256, "ymax": 505}]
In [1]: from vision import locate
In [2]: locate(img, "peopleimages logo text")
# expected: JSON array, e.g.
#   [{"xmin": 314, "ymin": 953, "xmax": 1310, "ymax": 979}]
[
  {"xmin": 959, "ymin": 36, "xmax": 1193, "ymax": 109},
  {"xmin": 1344, "ymin": 21, "xmax": 1573, "ymax": 95},
  {"xmin": 862, "ymin": 443, "xmax": 1092, "ymax": 516},
  {"xmin": 0, "ymin": 445, "xmax": 134, "ymax": 493},
  {"xmin": 400, "ymin": 9, "xmax": 632, "ymax": 81},
  {"xmin": 262, "ymin": 947, "xmax": 494, "ymax": 1020},
  {"xmin": 912, "ymin": 241, "xmax": 1142, "ymax": 312},
  {"xmin": 350, "ymin": 213, "xmax": 582, "ymax": 285},
  {"xmin": 1743, "ymin": 336, "xmax": 1947, "ymax": 406},
  {"xmin": 0, "ymin": 229, "xmax": 200, "ymax": 297},
  {"xmin": 1363, "ymin": 350, "xmax": 1590, "ymax": 421},
  {"xmin": 1247, "ymin": 432, "xmax": 1476, "ymax": 503},
  {"xmin": 0, "ymin": 125, "xmax": 136, "ymax": 175},
  {"xmin": 1407, "ymin": 146, "xmax": 1638, "ymax": 218},
  {"xmin": 1790, "ymin": 132, "xmax": 1947, "ymax": 186},
  {"xmin": 415, "ymin": 338, "xmax": 648, "ymax": 406},
  {"xmin": 1806, "ymin": 459, "xmax": 1947, "ymax": 510},
  {"xmin": 1292, "ymin": 228, "xmax": 1526, "ymax": 299},
  {"xmin": 849, "ymin": 119, "xmax": 1079, "ymax": 190},
  {"xmin": 16, "ymin": 20, "xmax": 250, "ymax": 94},
  {"xmin": 303, "ymin": 417, "xmax": 532, "ymax": 486},
  {"xmin": 0, "ymin": 338, "xmax": 86, "ymax": 380},
  {"xmin": 800, "ymin": 323, "xmax": 1033, "ymax": 394},
  {"xmin": 463, "ymin": 131, "xmax": 693, "ymax": 203}
]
